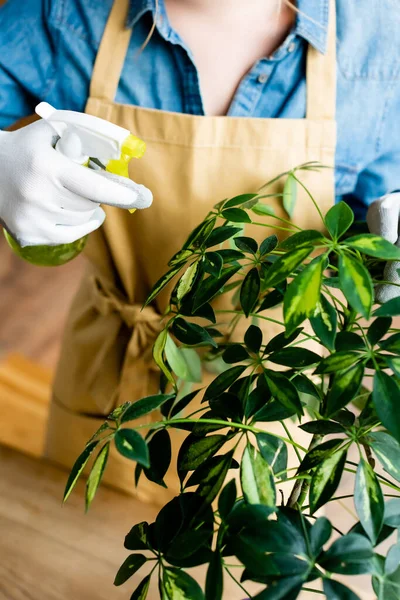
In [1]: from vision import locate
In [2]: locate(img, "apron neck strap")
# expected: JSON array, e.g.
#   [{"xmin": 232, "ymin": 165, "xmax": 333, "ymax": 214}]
[
  {"xmin": 306, "ymin": 0, "xmax": 337, "ymax": 121},
  {"xmin": 89, "ymin": 0, "xmax": 337, "ymax": 122},
  {"xmin": 89, "ymin": 0, "xmax": 131, "ymax": 102}
]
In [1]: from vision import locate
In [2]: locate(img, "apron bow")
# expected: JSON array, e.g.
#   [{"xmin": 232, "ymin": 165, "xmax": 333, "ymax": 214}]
[{"xmin": 88, "ymin": 275, "xmax": 163, "ymax": 411}]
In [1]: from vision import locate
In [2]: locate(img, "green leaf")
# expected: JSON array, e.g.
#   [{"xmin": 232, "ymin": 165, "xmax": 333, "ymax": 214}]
[
  {"xmin": 170, "ymin": 389, "xmax": 202, "ymax": 418},
  {"xmin": 258, "ymin": 289, "xmax": 284, "ymax": 312},
  {"xmin": 167, "ymin": 530, "xmax": 211, "ymax": 562},
  {"xmin": 153, "ymin": 329, "xmax": 175, "ymax": 387},
  {"xmin": 339, "ymin": 252, "xmax": 373, "ymax": 318},
  {"xmin": 183, "ymin": 217, "xmax": 216, "ymax": 249},
  {"xmin": 130, "ymin": 574, "xmax": 151, "ymax": 600},
  {"xmin": 300, "ymin": 420, "xmax": 345, "ymax": 435},
  {"xmin": 85, "ymin": 442, "xmax": 110, "ymax": 511},
  {"xmin": 240, "ymin": 267, "xmax": 261, "ymax": 317},
  {"xmin": 143, "ymin": 429, "xmax": 171, "ymax": 487},
  {"xmin": 335, "ymin": 331, "xmax": 365, "ymax": 352},
  {"xmin": 234, "ymin": 236, "xmax": 258, "ymax": 254},
  {"xmin": 251, "ymin": 202, "xmax": 276, "ymax": 217},
  {"xmin": 368, "ymin": 317, "xmax": 392, "ymax": 346},
  {"xmin": 175, "ymin": 260, "xmax": 201, "ymax": 303},
  {"xmin": 222, "ymin": 344, "xmax": 250, "ymax": 364},
  {"xmin": 224, "ymin": 193, "xmax": 259, "ymax": 209},
  {"xmin": 205, "ymin": 226, "xmax": 242, "ymax": 248},
  {"xmin": 379, "ymin": 332, "xmax": 400, "ymax": 354},
  {"xmin": 375, "ymin": 297, "xmax": 400, "ymax": 317},
  {"xmin": 298, "ymin": 439, "xmax": 343, "ymax": 473},
  {"xmin": 346, "ymin": 234, "xmax": 400, "ymax": 260},
  {"xmin": 114, "ymin": 554, "xmax": 147, "ymax": 586},
  {"xmin": 315, "ymin": 351, "xmax": 362, "ymax": 374},
  {"xmin": 262, "ymin": 245, "xmax": 314, "ymax": 289},
  {"xmin": 325, "ymin": 201, "xmax": 354, "ymax": 239},
  {"xmin": 319, "ymin": 533, "xmax": 374, "ymax": 575},
  {"xmin": 254, "ymin": 398, "xmax": 297, "ymax": 422},
  {"xmin": 283, "ymin": 171, "xmax": 297, "ymax": 217},
  {"xmin": 194, "ymin": 453, "xmax": 233, "ymax": 511},
  {"xmin": 373, "ymin": 371, "xmax": 400, "ymax": 442},
  {"xmin": 221, "ymin": 207, "xmax": 252, "ymax": 223},
  {"xmin": 172, "ymin": 317, "xmax": 217, "ymax": 348},
  {"xmin": 193, "ymin": 265, "xmax": 241, "ymax": 310},
  {"xmin": 280, "ymin": 230, "xmax": 325, "ymax": 251},
  {"xmin": 259, "ymin": 235, "xmax": 278, "ymax": 256},
  {"xmin": 355, "ymin": 458, "xmax": 384, "ymax": 544},
  {"xmin": 163, "ymin": 567, "xmax": 205, "ymax": 600},
  {"xmin": 203, "ymin": 365, "xmax": 246, "ymax": 402},
  {"xmin": 244, "ymin": 324, "xmax": 263, "ymax": 353},
  {"xmin": 205, "ymin": 552, "xmax": 223, "ymax": 600},
  {"xmin": 323, "ymin": 580, "xmax": 361, "ymax": 600},
  {"xmin": 241, "ymin": 444, "xmax": 276, "ymax": 507},
  {"xmin": 370, "ymin": 431, "xmax": 400, "ymax": 483},
  {"xmin": 283, "ymin": 254, "xmax": 326, "ymax": 335},
  {"xmin": 218, "ymin": 479, "xmax": 237, "ymax": 521},
  {"xmin": 178, "ymin": 435, "xmax": 226, "ymax": 471},
  {"xmin": 121, "ymin": 393, "xmax": 175, "ymax": 423},
  {"xmin": 264, "ymin": 370, "xmax": 303, "ymax": 416},
  {"xmin": 325, "ymin": 362, "xmax": 365, "ymax": 417},
  {"xmin": 217, "ymin": 248, "xmax": 245, "ymax": 263},
  {"xmin": 309, "ymin": 449, "xmax": 347, "ymax": 514},
  {"xmin": 310, "ymin": 517, "xmax": 332, "ymax": 556},
  {"xmin": 115, "ymin": 429, "xmax": 150, "ymax": 468},
  {"xmin": 165, "ymin": 336, "xmax": 202, "ymax": 382},
  {"xmin": 124, "ymin": 522, "xmax": 150, "ymax": 551},
  {"xmin": 256, "ymin": 432, "xmax": 288, "ymax": 478},
  {"xmin": 263, "ymin": 327, "xmax": 303, "ymax": 354},
  {"xmin": 63, "ymin": 440, "xmax": 99, "ymax": 502},
  {"xmin": 144, "ymin": 263, "xmax": 185, "ymax": 308},
  {"xmin": 204, "ymin": 252, "xmax": 223, "ymax": 278},
  {"xmin": 310, "ymin": 294, "xmax": 337, "ymax": 351},
  {"xmin": 268, "ymin": 347, "xmax": 321, "ymax": 368}
]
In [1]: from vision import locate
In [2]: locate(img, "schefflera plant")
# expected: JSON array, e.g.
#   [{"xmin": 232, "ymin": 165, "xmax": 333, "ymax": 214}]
[{"xmin": 65, "ymin": 166, "xmax": 400, "ymax": 600}]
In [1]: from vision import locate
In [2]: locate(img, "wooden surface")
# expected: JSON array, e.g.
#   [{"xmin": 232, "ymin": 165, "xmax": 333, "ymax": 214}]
[{"xmin": 0, "ymin": 445, "xmax": 249, "ymax": 600}]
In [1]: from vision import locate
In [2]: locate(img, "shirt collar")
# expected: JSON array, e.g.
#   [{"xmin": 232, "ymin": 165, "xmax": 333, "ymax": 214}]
[
  {"xmin": 127, "ymin": 0, "xmax": 330, "ymax": 54},
  {"xmin": 296, "ymin": 0, "xmax": 330, "ymax": 54}
]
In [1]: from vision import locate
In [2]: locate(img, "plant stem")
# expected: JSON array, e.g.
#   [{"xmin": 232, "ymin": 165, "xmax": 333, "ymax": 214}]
[
  {"xmin": 287, "ymin": 434, "xmax": 322, "ymax": 508},
  {"xmin": 224, "ymin": 565, "xmax": 252, "ymax": 599},
  {"xmin": 133, "ymin": 418, "xmax": 308, "ymax": 452}
]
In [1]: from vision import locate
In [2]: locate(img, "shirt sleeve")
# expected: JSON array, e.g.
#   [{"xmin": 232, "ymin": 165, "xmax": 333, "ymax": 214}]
[
  {"xmin": 340, "ymin": 84, "xmax": 400, "ymax": 221},
  {"xmin": 0, "ymin": 0, "xmax": 57, "ymax": 129}
]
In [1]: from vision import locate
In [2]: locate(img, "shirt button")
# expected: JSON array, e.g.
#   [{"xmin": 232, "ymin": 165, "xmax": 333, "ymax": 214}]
[
  {"xmin": 257, "ymin": 73, "xmax": 268, "ymax": 84},
  {"xmin": 288, "ymin": 41, "xmax": 296, "ymax": 53}
]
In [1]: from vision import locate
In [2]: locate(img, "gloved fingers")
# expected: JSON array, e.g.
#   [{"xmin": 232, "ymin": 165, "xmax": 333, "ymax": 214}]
[
  {"xmin": 57, "ymin": 187, "xmax": 100, "ymax": 214},
  {"xmin": 54, "ymin": 206, "xmax": 106, "ymax": 244},
  {"xmin": 60, "ymin": 161, "xmax": 153, "ymax": 209},
  {"xmin": 96, "ymin": 171, "xmax": 153, "ymax": 209},
  {"xmin": 367, "ymin": 193, "xmax": 400, "ymax": 243},
  {"xmin": 375, "ymin": 260, "xmax": 400, "ymax": 303}
]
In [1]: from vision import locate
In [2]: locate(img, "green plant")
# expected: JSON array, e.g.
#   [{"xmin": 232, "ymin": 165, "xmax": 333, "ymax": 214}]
[{"xmin": 65, "ymin": 166, "xmax": 400, "ymax": 599}]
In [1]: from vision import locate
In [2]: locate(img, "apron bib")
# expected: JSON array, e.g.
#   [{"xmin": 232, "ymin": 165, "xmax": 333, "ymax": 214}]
[{"xmin": 46, "ymin": 0, "xmax": 337, "ymax": 506}]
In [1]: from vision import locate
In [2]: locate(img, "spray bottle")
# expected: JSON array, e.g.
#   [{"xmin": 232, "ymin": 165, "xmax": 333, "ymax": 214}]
[{"xmin": 4, "ymin": 103, "xmax": 146, "ymax": 266}]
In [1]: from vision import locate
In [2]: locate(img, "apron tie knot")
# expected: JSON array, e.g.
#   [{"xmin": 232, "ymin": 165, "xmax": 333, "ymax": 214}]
[{"xmin": 88, "ymin": 274, "xmax": 163, "ymax": 409}]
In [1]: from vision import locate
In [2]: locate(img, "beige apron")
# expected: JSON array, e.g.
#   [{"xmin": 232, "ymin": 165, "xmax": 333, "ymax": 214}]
[{"xmin": 46, "ymin": 0, "xmax": 337, "ymax": 506}]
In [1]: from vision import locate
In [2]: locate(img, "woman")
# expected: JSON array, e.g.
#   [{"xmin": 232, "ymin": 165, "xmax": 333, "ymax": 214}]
[{"xmin": 0, "ymin": 0, "xmax": 400, "ymax": 503}]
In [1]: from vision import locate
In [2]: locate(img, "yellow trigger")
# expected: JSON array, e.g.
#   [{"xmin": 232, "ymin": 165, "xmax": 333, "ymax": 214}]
[{"xmin": 106, "ymin": 134, "xmax": 147, "ymax": 214}]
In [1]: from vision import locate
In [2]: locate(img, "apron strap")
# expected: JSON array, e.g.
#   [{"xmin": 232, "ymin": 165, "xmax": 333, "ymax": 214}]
[
  {"xmin": 89, "ymin": 0, "xmax": 131, "ymax": 102},
  {"xmin": 89, "ymin": 0, "xmax": 336, "ymax": 121},
  {"xmin": 306, "ymin": 0, "xmax": 337, "ymax": 121}
]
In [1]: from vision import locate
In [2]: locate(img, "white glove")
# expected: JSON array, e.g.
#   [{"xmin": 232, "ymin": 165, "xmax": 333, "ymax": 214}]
[
  {"xmin": 367, "ymin": 192, "xmax": 400, "ymax": 303},
  {"xmin": 0, "ymin": 119, "xmax": 152, "ymax": 247}
]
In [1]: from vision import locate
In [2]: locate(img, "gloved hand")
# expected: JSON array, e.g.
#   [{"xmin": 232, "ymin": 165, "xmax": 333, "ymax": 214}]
[
  {"xmin": 367, "ymin": 192, "xmax": 400, "ymax": 303},
  {"xmin": 0, "ymin": 119, "xmax": 152, "ymax": 247}
]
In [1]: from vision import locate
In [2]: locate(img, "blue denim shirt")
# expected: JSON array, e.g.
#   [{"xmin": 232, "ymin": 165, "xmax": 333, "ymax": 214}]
[{"xmin": 1, "ymin": 0, "xmax": 400, "ymax": 219}]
